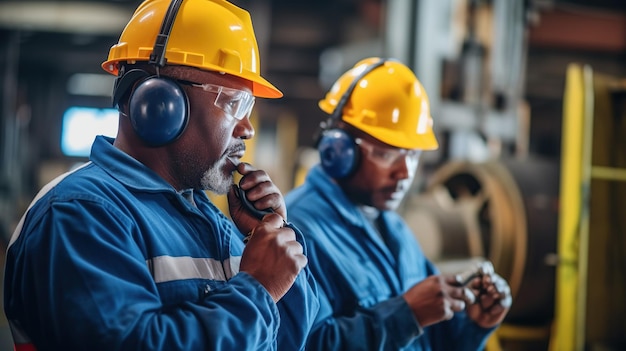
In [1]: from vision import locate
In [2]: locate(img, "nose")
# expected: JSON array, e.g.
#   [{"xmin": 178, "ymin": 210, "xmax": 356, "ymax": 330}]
[
  {"xmin": 392, "ymin": 156, "xmax": 418, "ymax": 180},
  {"xmin": 235, "ymin": 114, "xmax": 255, "ymax": 140}
]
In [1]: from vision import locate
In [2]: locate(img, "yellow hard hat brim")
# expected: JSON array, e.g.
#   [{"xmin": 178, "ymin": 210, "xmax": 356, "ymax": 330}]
[{"xmin": 346, "ymin": 120, "xmax": 439, "ymax": 151}]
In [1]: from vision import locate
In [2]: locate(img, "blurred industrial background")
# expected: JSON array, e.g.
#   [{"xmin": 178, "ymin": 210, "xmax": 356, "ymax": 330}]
[{"xmin": 1, "ymin": 0, "xmax": 625, "ymax": 350}]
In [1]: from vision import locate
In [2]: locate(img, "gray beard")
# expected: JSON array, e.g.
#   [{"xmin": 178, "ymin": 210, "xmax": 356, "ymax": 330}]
[{"xmin": 200, "ymin": 161, "xmax": 233, "ymax": 195}]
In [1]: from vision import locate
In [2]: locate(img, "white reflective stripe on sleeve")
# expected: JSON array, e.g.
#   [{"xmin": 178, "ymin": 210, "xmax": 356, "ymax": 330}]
[
  {"xmin": 223, "ymin": 255, "xmax": 241, "ymax": 279},
  {"xmin": 147, "ymin": 255, "xmax": 232, "ymax": 283}
]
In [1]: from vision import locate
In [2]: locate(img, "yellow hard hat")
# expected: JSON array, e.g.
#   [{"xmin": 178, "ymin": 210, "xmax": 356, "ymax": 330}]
[
  {"xmin": 102, "ymin": 0, "xmax": 282, "ymax": 98},
  {"xmin": 319, "ymin": 57, "xmax": 438, "ymax": 150}
]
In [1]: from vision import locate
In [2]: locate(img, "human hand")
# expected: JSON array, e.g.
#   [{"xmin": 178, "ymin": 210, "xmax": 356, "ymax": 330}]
[
  {"xmin": 464, "ymin": 271, "xmax": 512, "ymax": 328},
  {"xmin": 403, "ymin": 275, "xmax": 475, "ymax": 328},
  {"xmin": 227, "ymin": 162, "xmax": 287, "ymax": 234},
  {"xmin": 239, "ymin": 213, "xmax": 307, "ymax": 303}
]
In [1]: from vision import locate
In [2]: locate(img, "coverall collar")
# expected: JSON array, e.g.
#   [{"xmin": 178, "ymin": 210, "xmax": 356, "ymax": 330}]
[
  {"xmin": 90, "ymin": 135, "xmax": 180, "ymax": 194},
  {"xmin": 307, "ymin": 165, "xmax": 388, "ymax": 229}
]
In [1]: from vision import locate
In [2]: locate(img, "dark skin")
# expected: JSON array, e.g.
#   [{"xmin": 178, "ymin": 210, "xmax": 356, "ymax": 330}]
[
  {"xmin": 114, "ymin": 65, "xmax": 304, "ymax": 303},
  {"xmin": 337, "ymin": 122, "xmax": 511, "ymax": 329},
  {"xmin": 464, "ymin": 273, "xmax": 512, "ymax": 328}
]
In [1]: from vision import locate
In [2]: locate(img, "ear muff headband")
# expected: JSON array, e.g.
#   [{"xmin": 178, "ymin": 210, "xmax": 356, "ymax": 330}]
[
  {"xmin": 317, "ymin": 58, "xmax": 388, "ymax": 179},
  {"xmin": 150, "ymin": 0, "xmax": 184, "ymax": 68},
  {"xmin": 112, "ymin": 0, "xmax": 189, "ymax": 147}
]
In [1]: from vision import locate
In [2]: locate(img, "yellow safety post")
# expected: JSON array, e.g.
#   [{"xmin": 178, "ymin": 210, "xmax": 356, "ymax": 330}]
[{"xmin": 549, "ymin": 63, "xmax": 594, "ymax": 351}]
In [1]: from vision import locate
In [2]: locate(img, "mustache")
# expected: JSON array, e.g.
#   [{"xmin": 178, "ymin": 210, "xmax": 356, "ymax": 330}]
[
  {"xmin": 226, "ymin": 142, "xmax": 246, "ymax": 155},
  {"xmin": 385, "ymin": 181, "xmax": 410, "ymax": 194}
]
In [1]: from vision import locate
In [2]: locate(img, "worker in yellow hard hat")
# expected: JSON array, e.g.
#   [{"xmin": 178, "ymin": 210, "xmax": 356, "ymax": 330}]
[
  {"xmin": 4, "ymin": 1, "xmax": 318, "ymax": 350},
  {"xmin": 285, "ymin": 57, "xmax": 512, "ymax": 350}
]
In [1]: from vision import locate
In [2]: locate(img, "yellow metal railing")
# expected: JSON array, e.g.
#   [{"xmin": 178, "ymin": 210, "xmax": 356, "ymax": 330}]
[{"xmin": 550, "ymin": 63, "xmax": 626, "ymax": 351}]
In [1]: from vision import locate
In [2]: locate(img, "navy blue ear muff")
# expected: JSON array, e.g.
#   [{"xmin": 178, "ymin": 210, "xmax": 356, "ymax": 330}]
[
  {"xmin": 317, "ymin": 129, "xmax": 359, "ymax": 179},
  {"xmin": 111, "ymin": 0, "xmax": 188, "ymax": 147},
  {"xmin": 128, "ymin": 75, "xmax": 189, "ymax": 146},
  {"xmin": 317, "ymin": 58, "xmax": 388, "ymax": 179}
]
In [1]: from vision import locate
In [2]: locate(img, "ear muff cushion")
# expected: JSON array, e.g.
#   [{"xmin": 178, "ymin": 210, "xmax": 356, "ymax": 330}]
[
  {"xmin": 128, "ymin": 76, "xmax": 189, "ymax": 147},
  {"xmin": 318, "ymin": 129, "xmax": 359, "ymax": 179},
  {"xmin": 112, "ymin": 69, "xmax": 150, "ymax": 109}
]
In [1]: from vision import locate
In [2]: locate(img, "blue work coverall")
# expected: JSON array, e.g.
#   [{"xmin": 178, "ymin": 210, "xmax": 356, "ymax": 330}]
[
  {"xmin": 285, "ymin": 165, "xmax": 494, "ymax": 351},
  {"xmin": 4, "ymin": 136, "xmax": 319, "ymax": 351}
]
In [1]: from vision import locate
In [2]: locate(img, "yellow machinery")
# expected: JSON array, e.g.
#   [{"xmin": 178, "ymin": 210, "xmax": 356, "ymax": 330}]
[
  {"xmin": 404, "ymin": 63, "xmax": 626, "ymax": 350},
  {"xmin": 549, "ymin": 64, "xmax": 626, "ymax": 351},
  {"xmin": 404, "ymin": 157, "xmax": 558, "ymax": 351}
]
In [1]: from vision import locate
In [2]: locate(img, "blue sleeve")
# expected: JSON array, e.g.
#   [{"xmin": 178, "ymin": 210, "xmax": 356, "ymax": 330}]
[
  {"xmin": 291, "ymin": 218, "xmax": 423, "ymax": 351},
  {"xmin": 4, "ymin": 198, "xmax": 280, "ymax": 351},
  {"xmin": 307, "ymin": 287, "xmax": 423, "ymax": 351},
  {"xmin": 426, "ymin": 312, "xmax": 495, "ymax": 351},
  {"xmin": 273, "ymin": 223, "xmax": 320, "ymax": 351},
  {"xmin": 423, "ymin": 259, "xmax": 496, "ymax": 351},
  {"xmin": 288, "ymin": 209, "xmax": 494, "ymax": 351},
  {"xmin": 304, "ymin": 244, "xmax": 494, "ymax": 351}
]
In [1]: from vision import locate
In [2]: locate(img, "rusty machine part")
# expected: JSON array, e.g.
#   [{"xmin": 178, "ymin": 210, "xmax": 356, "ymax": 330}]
[{"xmin": 403, "ymin": 158, "xmax": 559, "ymax": 325}]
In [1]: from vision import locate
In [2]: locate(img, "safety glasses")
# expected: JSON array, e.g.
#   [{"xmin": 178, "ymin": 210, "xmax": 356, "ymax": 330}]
[
  {"xmin": 355, "ymin": 137, "xmax": 422, "ymax": 168},
  {"xmin": 177, "ymin": 79, "xmax": 255, "ymax": 121}
]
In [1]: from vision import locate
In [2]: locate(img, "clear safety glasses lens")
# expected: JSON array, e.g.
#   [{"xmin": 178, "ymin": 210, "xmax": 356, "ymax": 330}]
[
  {"xmin": 355, "ymin": 138, "xmax": 422, "ymax": 168},
  {"xmin": 178, "ymin": 80, "xmax": 255, "ymax": 120}
]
